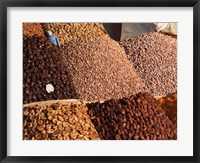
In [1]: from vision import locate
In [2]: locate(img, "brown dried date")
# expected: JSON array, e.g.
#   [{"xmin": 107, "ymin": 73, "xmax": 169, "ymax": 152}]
[{"xmin": 87, "ymin": 92, "xmax": 177, "ymax": 140}]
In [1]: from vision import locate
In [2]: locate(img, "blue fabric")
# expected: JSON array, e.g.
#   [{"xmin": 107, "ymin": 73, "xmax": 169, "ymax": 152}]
[{"xmin": 48, "ymin": 35, "xmax": 61, "ymax": 47}]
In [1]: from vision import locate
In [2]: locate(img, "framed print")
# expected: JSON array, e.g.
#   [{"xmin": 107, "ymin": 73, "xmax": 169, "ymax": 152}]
[{"xmin": 0, "ymin": 0, "xmax": 199, "ymax": 162}]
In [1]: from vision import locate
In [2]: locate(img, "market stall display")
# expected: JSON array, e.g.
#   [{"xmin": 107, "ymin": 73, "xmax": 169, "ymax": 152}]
[
  {"xmin": 158, "ymin": 93, "xmax": 177, "ymax": 127},
  {"xmin": 23, "ymin": 36, "xmax": 78, "ymax": 104},
  {"xmin": 119, "ymin": 32, "xmax": 177, "ymax": 97},
  {"xmin": 23, "ymin": 23, "xmax": 177, "ymax": 140},
  {"xmin": 87, "ymin": 92, "xmax": 177, "ymax": 140},
  {"xmin": 23, "ymin": 102, "xmax": 100, "ymax": 140},
  {"xmin": 48, "ymin": 23, "xmax": 108, "ymax": 45},
  {"xmin": 61, "ymin": 36, "xmax": 146, "ymax": 102},
  {"xmin": 23, "ymin": 23, "xmax": 46, "ymax": 38}
]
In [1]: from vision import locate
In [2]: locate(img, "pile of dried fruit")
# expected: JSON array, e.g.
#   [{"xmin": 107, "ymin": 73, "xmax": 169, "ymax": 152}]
[
  {"xmin": 23, "ymin": 36, "xmax": 78, "ymax": 104},
  {"xmin": 23, "ymin": 103, "xmax": 100, "ymax": 140},
  {"xmin": 61, "ymin": 36, "xmax": 146, "ymax": 102},
  {"xmin": 23, "ymin": 23, "xmax": 46, "ymax": 38},
  {"xmin": 119, "ymin": 32, "xmax": 177, "ymax": 96},
  {"xmin": 49, "ymin": 23, "xmax": 108, "ymax": 45},
  {"xmin": 158, "ymin": 93, "xmax": 177, "ymax": 127},
  {"xmin": 87, "ymin": 92, "xmax": 177, "ymax": 140}
]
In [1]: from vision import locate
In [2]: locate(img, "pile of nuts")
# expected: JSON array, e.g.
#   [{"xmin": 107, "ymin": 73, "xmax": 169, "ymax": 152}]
[
  {"xmin": 49, "ymin": 23, "xmax": 108, "ymax": 45},
  {"xmin": 87, "ymin": 92, "xmax": 177, "ymax": 140},
  {"xmin": 158, "ymin": 93, "xmax": 177, "ymax": 127},
  {"xmin": 61, "ymin": 36, "xmax": 146, "ymax": 102},
  {"xmin": 119, "ymin": 32, "xmax": 177, "ymax": 96},
  {"xmin": 23, "ymin": 36, "xmax": 79, "ymax": 104},
  {"xmin": 23, "ymin": 23, "xmax": 46, "ymax": 38},
  {"xmin": 23, "ymin": 103, "xmax": 100, "ymax": 140}
]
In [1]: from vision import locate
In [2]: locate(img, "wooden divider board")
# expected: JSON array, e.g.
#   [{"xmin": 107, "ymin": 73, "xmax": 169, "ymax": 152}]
[
  {"xmin": 23, "ymin": 99, "xmax": 82, "ymax": 107},
  {"xmin": 23, "ymin": 96, "xmax": 162, "ymax": 108}
]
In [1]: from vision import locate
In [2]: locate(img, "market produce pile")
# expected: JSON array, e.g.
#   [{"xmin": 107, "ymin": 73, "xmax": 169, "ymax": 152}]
[
  {"xmin": 23, "ymin": 103, "xmax": 100, "ymax": 140},
  {"xmin": 87, "ymin": 92, "xmax": 176, "ymax": 140},
  {"xmin": 23, "ymin": 23, "xmax": 46, "ymax": 38},
  {"xmin": 48, "ymin": 23, "xmax": 108, "ymax": 45},
  {"xmin": 23, "ymin": 23, "xmax": 177, "ymax": 140},
  {"xmin": 158, "ymin": 93, "xmax": 177, "ymax": 127},
  {"xmin": 119, "ymin": 32, "xmax": 177, "ymax": 96},
  {"xmin": 61, "ymin": 36, "xmax": 146, "ymax": 102},
  {"xmin": 23, "ymin": 36, "xmax": 79, "ymax": 104}
]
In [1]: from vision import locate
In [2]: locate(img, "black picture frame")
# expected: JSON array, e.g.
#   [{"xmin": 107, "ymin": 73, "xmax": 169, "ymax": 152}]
[{"xmin": 0, "ymin": 0, "xmax": 199, "ymax": 162}]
